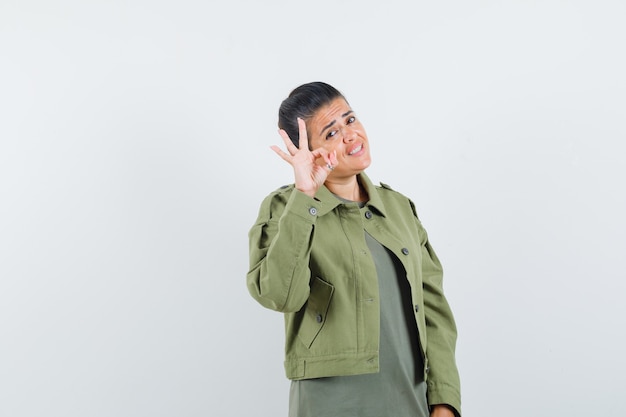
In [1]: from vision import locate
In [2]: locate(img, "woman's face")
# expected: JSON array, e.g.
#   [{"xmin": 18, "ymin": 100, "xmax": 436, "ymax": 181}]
[{"xmin": 307, "ymin": 97, "xmax": 372, "ymax": 178}]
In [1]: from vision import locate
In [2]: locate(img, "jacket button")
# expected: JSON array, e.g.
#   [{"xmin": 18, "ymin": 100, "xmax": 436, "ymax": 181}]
[
  {"xmin": 401, "ymin": 248, "xmax": 409, "ymax": 255},
  {"xmin": 309, "ymin": 207, "xmax": 317, "ymax": 216},
  {"xmin": 364, "ymin": 211, "xmax": 372, "ymax": 219},
  {"xmin": 414, "ymin": 304, "xmax": 419, "ymax": 313},
  {"xmin": 315, "ymin": 314, "xmax": 323, "ymax": 323}
]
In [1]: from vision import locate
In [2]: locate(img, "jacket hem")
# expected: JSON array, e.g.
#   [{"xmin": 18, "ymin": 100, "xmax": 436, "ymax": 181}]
[{"xmin": 285, "ymin": 351, "xmax": 379, "ymax": 380}]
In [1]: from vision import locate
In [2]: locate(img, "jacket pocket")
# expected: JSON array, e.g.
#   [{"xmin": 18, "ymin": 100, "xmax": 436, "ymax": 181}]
[{"xmin": 298, "ymin": 277, "xmax": 334, "ymax": 349}]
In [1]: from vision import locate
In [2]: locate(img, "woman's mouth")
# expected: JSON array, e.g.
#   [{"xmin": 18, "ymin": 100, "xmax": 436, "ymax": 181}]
[{"xmin": 348, "ymin": 144, "xmax": 363, "ymax": 155}]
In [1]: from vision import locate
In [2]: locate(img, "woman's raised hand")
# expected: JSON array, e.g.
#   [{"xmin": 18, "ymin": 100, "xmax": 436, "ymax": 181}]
[{"xmin": 271, "ymin": 117, "xmax": 337, "ymax": 198}]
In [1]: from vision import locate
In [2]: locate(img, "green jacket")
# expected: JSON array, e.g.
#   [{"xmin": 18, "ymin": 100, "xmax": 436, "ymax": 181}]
[{"xmin": 247, "ymin": 173, "xmax": 461, "ymax": 414}]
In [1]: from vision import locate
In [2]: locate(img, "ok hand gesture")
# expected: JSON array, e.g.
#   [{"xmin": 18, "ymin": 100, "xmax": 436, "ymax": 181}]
[{"xmin": 271, "ymin": 118, "xmax": 337, "ymax": 198}]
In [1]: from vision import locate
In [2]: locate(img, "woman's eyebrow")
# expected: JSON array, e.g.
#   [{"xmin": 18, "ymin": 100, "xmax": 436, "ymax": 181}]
[
  {"xmin": 319, "ymin": 110, "xmax": 355, "ymax": 135},
  {"xmin": 320, "ymin": 120, "xmax": 336, "ymax": 136}
]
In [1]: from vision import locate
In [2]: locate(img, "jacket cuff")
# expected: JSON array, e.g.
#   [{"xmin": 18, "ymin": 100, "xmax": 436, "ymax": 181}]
[
  {"xmin": 427, "ymin": 380, "xmax": 461, "ymax": 416},
  {"xmin": 282, "ymin": 189, "xmax": 321, "ymax": 223}
]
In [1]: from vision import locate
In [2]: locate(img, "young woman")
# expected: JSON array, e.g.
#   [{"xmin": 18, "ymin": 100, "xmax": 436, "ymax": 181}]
[{"xmin": 247, "ymin": 82, "xmax": 461, "ymax": 417}]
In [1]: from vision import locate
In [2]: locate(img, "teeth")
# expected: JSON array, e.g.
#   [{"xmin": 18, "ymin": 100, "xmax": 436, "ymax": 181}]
[{"xmin": 349, "ymin": 144, "xmax": 362, "ymax": 155}]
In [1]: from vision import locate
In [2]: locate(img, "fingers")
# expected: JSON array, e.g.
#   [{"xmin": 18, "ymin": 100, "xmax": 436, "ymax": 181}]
[
  {"xmin": 270, "ymin": 145, "xmax": 292, "ymax": 164},
  {"xmin": 278, "ymin": 129, "xmax": 299, "ymax": 155},
  {"xmin": 273, "ymin": 123, "xmax": 311, "ymax": 165},
  {"xmin": 325, "ymin": 150, "xmax": 338, "ymax": 171},
  {"xmin": 329, "ymin": 150, "xmax": 338, "ymax": 167},
  {"xmin": 272, "ymin": 118, "xmax": 319, "ymax": 168},
  {"xmin": 312, "ymin": 149, "xmax": 338, "ymax": 172},
  {"xmin": 297, "ymin": 118, "xmax": 309, "ymax": 150},
  {"xmin": 275, "ymin": 118, "xmax": 309, "ymax": 155}
]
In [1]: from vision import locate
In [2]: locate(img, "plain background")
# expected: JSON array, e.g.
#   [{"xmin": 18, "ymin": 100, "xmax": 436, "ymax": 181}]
[{"xmin": 1, "ymin": 1, "xmax": 625, "ymax": 416}]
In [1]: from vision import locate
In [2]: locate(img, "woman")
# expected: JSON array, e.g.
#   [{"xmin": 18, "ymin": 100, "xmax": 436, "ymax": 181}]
[{"xmin": 247, "ymin": 82, "xmax": 461, "ymax": 417}]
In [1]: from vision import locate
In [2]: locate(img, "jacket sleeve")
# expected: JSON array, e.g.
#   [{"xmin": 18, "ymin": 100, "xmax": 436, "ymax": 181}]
[
  {"xmin": 411, "ymin": 202, "xmax": 462, "ymax": 416},
  {"xmin": 247, "ymin": 188, "xmax": 318, "ymax": 313}
]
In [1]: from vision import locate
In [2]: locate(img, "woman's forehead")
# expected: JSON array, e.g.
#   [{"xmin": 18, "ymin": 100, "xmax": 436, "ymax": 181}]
[{"xmin": 310, "ymin": 98, "xmax": 352, "ymax": 127}]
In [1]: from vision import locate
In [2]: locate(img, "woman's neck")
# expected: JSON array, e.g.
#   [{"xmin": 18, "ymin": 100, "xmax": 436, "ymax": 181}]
[{"xmin": 325, "ymin": 175, "xmax": 367, "ymax": 202}]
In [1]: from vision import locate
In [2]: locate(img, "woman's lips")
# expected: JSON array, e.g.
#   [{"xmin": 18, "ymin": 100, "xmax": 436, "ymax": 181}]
[{"xmin": 348, "ymin": 144, "xmax": 363, "ymax": 155}]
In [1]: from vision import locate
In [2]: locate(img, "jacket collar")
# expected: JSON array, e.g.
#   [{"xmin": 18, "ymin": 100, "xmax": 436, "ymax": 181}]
[{"xmin": 313, "ymin": 172, "xmax": 388, "ymax": 218}]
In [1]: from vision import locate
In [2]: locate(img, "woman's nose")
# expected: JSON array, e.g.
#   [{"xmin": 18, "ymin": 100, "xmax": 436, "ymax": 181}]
[{"xmin": 342, "ymin": 126, "xmax": 356, "ymax": 142}]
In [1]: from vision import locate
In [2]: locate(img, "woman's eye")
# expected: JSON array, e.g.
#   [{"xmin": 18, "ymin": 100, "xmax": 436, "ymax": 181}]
[
  {"xmin": 326, "ymin": 130, "xmax": 337, "ymax": 139},
  {"xmin": 347, "ymin": 116, "xmax": 355, "ymax": 124}
]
